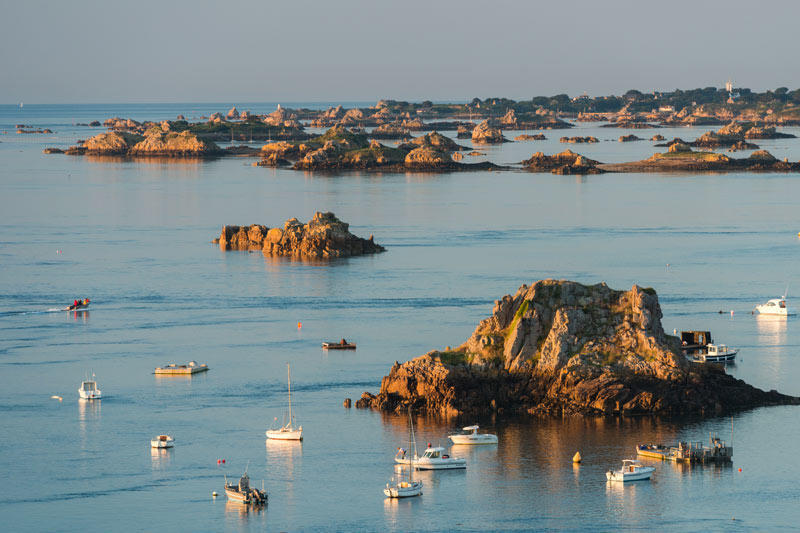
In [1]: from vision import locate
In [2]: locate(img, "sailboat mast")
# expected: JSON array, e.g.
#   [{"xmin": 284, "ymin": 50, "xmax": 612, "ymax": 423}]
[{"xmin": 287, "ymin": 363, "xmax": 292, "ymax": 426}]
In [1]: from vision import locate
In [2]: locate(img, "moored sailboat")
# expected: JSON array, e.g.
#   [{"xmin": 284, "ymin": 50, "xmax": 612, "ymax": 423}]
[{"xmin": 266, "ymin": 363, "xmax": 303, "ymax": 440}]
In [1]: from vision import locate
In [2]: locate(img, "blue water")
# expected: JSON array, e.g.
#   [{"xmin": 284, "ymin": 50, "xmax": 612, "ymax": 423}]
[{"xmin": 1, "ymin": 104, "xmax": 800, "ymax": 531}]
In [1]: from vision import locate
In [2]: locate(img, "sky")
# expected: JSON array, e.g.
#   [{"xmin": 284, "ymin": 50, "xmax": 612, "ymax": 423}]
[{"xmin": 1, "ymin": 0, "xmax": 798, "ymax": 104}]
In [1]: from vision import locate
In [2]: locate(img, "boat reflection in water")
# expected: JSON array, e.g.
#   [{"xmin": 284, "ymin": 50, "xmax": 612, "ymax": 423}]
[
  {"xmin": 150, "ymin": 447, "xmax": 171, "ymax": 469},
  {"xmin": 756, "ymin": 314, "xmax": 788, "ymax": 344},
  {"xmin": 224, "ymin": 499, "xmax": 266, "ymax": 527}
]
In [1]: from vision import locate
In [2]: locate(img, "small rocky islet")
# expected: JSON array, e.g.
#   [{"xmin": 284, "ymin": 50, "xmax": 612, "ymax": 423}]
[
  {"xmin": 357, "ymin": 280, "xmax": 799, "ymax": 417},
  {"xmin": 214, "ymin": 211, "xmax": 384, "ymax": 260}
]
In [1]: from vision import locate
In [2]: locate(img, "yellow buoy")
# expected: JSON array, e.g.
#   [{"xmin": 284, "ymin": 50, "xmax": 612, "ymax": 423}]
[{"xmin": 572, "ymin": 451, "xmax": 582, "ymax": 463}]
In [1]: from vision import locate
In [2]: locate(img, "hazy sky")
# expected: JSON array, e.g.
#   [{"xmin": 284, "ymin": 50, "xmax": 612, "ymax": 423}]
[{"xmin": 2, "ymin": 0, "xmax": 798, "ymax": 103}]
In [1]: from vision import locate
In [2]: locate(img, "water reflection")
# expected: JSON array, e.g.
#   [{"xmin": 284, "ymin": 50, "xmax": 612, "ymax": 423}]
[
  {"xmin": 755, "ymin": 315, "xmax": 788, "ymax": 345},
  {"xmin": 68, "ymin": 310, "xmax": 90, "ymax": 323},
  {"xmin": 150, "ymin": 447, "xmax": 172, "ymax": 469},
  {"xmin": 224, "ymin": 499, "xmax": 266, "ymax": 527},
  {"xmin": 78, "ymin": 398, "xmax": 101, "ymax": 447}
]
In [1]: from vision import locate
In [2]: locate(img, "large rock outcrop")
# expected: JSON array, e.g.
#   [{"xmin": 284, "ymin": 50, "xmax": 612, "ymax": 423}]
[
  {"xmin": 358, "ymin": 280, "xmax": 799, "ymax": 417},
  {"xmin": 213, "ymin": 212, "xmax": 385, "ymax": 259},
  {"xmin": 471, "ymin": 120, "xmax": 507, "ymax": 144}
]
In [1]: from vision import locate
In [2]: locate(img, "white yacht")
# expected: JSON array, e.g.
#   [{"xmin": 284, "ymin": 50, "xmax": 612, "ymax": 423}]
[
  {"xmin": 448, "ymin": 425, "xmax": 498, "ymax": 445},
  {"xmin": 755, "ymin": 297, "xmax": 796, "ymax": 316},
  {"xmin": 150, "ymin": 435, "xmax": 174, "ymax": 448},
  {"xmin": 396, "ymin": 446, "xmax": 467, "ymax": 470},
  {"xmin": 266, "ymin": 364, "xmax": 303, "ymax": 441},
  {"xmin": 78, "ymin": 376, "xmax": 101, "ymax": 400},
  {"xmin": 606, "ymin": 459, "xmax": 655, "ymax": 482}
]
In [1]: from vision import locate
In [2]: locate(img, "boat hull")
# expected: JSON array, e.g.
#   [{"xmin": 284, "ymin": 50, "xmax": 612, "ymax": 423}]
[
  {"xmin": 78, "ymin": 391, "xmax": 101, "ymax": 400},
  {"xmin": 702, "ymin": 351, "xmax": 737, "ymax": 363},
  {"xmin": 606, "ymin": 467, "xmax": 655, "ymax": 482},
  {"xmin": 395, "ymin": 457, "xmax": 466, "ymax": 470},
  {"xmin": 322, "ymin": 343, "xmax": 356, "ymax": 350},
  {"xmin": 266, "ymin": 429, "xmax": 303, "ymax": 441},
  {"xmin": 448, "ymin": 434, "xmax": 498, "ymax": 445},
  {"xmin": 384, "ymin": 481, "xmax": 423, "ymax": 498}
]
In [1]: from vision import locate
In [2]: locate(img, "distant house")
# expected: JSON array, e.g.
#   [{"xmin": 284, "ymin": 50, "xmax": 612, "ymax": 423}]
[{"xmin": 658, "ymin": 106, "xmax": 675, "ymax": 113}]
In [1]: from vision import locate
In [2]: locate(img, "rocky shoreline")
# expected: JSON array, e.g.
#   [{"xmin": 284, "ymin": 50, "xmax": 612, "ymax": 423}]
[
  {"xmin": 357, "ymin": 280, "xmax": 799, "ymax": 417},
  {"xmin": 214, "ymin": 212, "xmax": 385, "ymax": 260}
]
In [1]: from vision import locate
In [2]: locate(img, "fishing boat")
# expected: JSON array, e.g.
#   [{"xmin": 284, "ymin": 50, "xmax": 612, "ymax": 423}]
[
  {"xmin": 385, "ymin": 409, "xmax": 423, "ymax": 498},
  {"xmin": 396, "ymin": 445, "xmax": 467, "ymax": 470},
  {"xmin": 154, "ymin": 361, "xmax": 209, "ymax": 375},
  {"xmin": 150, "ymin": 435, "xmax": 174, "ymax": 448},
  {"xmin": 448, "ymin": 425, "xmax": 498, "ymax": 445},
  {"xmin": 78, "ymin": 375, "xmax": 101, "ymax": 400},
  {"xmin": 322, "ymin": 339, "xmax": 356, "ymax": 350},
  {"xmin": 755, "ymin": 296, "xmax": 796, "ymax": 316},
  {"xmin": 699, "ymin": 344, "xmax": 737, "ymax": 363},
  {"xmin": 224, "ymin": 470, "xmax": 267, "ymax": 506},
  {"xmin": 266, "ymin": 363, "xmax": 303, "ymax": 440},
  {"xmin": 606, "ymin": 459, "xmax": 655, "ymax": 482}
]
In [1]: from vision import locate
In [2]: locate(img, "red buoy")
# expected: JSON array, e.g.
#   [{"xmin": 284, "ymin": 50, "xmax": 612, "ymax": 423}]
[
  {"xmin": 222, "ymin": 459, "xmax": 225, "ymax": 464},
  {"xmin": 738, "ymin": 468, "xmax": 742, "ymax": 472},
  {"xmin": 217, "ymin": 459, "xmax": 221, "ymax": 464}
]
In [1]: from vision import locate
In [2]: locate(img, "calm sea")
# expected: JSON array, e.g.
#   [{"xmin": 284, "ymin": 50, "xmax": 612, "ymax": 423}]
[{"xmin": 1, "ymin": 104, "xmax": 799, "ymax": 532}]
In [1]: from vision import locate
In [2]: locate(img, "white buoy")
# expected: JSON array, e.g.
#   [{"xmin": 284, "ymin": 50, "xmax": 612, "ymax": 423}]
[{"xmin": 212, "ymin": 491, "xmax": 218, "ymax": 497}]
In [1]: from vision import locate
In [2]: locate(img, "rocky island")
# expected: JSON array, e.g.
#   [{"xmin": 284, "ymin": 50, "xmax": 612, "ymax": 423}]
[
  {"xmin": 358, "ymin": 280, "xmax": 798, "ymax": 417},
  {"xmin": 214, "ymin": 211, "xmax": 385, "ymax": 260},
  {"xmin": 600, "ymin": 143, "xmax": 798, "ymax": 173},
  {"xmin": 259, "ymin": 126, "xmax": 500, "ymax": 172}
]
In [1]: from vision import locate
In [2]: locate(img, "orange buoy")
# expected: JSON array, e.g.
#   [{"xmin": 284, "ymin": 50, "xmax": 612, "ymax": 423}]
[
  {"xmin": 738, "ymin": 467, "xmax": 742, "ymax": 472},
  {"xmin": 572, "ymin": 451, "xmax": 582, "ymax": 463},
  {"xmin": 297, "ymin": 322, "xmax": 302, "ymax": 329}
]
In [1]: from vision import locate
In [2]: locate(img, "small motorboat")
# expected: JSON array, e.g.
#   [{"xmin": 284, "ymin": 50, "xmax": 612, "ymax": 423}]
[
  {"xmin": 395, "ymin": 445, "xmax": 467, "ymax": 470},
  {"xmin": 151, "ymin": 435, "xmax": 174, "ymax": 448},
  {"xmin": 606, "ymin": 459, "xmax": 655, "ymax": 482},
  {"xmin": 755, "ymin": 297, "xmax": 796, "ymax": 316},
  {"xmin": 322, "ymin": 339, "xmax": 356, "ymax": 350},
  {"xmin": 699, "ymin": 344, "xmax": 738, "ymax": 363},
  {"xmin": 448, "ymin": 425, "xmax": 498, "ymax": 445},
  {"xmin": 65, "ymin": 298, "xmax": 90, "ymax": 312},
  {"xmin": 224, "ymin": 471, "xmax": 267, "ymax": 506},
  {"xmin": 78, "ymin": 376, "xmax": 101, "ymax": 400},
  {"xmin": 384, "ymin": 477, "xmax": 423, "ymax": 498},
  {"xmin": 266, "ymin": 364, "xmax": 303, "ymax": 441}
]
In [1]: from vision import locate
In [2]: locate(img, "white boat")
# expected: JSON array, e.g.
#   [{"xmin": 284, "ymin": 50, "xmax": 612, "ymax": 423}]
[
  {"xmin": 755, "ymin": 297, "xmax": 796, "ymax": 316},
  {"xmin": 385, "ymin": 409, "xmax": 423, "ymax": 498},
  {"xmin": 448, "ymin": 425, "xmax": 498, "ymax": 445},
  {"xmin": 606, "ymin": 459, "xmax": 655, "ymax": 482},
  {"xmin": 150, "ymin": 435, "xmax": 174, "ymax": 448},
  {"xmin": 384, "ymin": 478, "xmax": 423, "ymax": 498},
  {"xmin": 700, "ymin": 344, "xmax": 738, "ymax": 363},
  {"xmin": 396, "ymin": 446, "xmax": 466, "ymax": 470},
  {"xmin": 266, "ymin": 363, "xmax": 303, "ymax": 441},
  {"xmin": 78, "ymin": 376, "xmax": 101, "ymax": 400}
]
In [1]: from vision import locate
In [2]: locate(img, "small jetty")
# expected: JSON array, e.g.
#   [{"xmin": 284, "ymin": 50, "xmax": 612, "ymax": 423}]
[
  {"xmin": 154, "ymin": 361, "xmax": 209, "ymax": 375},
  {"xmin": 637, "ymin": 435, "xmax": 733, "ymax": 463}
]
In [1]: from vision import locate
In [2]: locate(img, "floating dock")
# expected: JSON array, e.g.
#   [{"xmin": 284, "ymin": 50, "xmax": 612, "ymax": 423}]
[
  {"xmin": 154, "ymin": 361, "xmax": 209, "ymax": 375},
  {"xmin": 637, "ymin": 436, "xmax": 732, "ymax": 463}
]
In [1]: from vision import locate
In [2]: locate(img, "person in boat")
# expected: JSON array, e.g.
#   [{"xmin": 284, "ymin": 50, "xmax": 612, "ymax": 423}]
[{"xmin": 340, "ymin": 338, "xmax": 347, "ymax": 345}]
